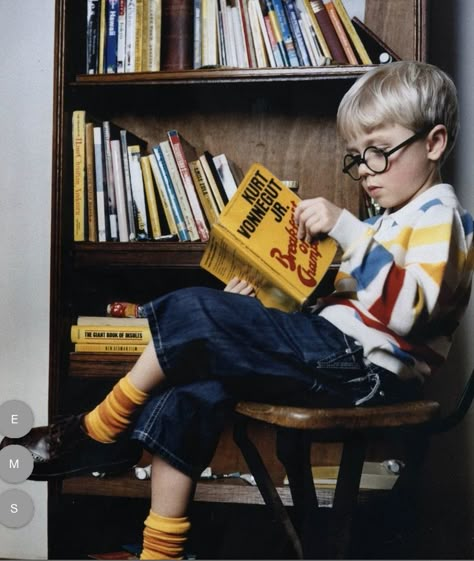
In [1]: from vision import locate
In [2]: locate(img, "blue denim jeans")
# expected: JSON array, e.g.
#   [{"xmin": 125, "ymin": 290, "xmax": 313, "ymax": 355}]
[{"xmin": 132, "ymin": 287, "xmax": 419, "ymax": 477}]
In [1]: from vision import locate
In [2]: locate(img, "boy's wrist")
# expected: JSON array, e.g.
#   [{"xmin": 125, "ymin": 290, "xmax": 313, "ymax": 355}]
[{"xmin": 328, "ymin": 209, "xmax": 372, "ymax": 253}]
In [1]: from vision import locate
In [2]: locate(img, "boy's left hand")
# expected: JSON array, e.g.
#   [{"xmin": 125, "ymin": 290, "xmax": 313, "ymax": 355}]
[
  {"xmin": 224, "ymin": 277, "xmax": 256, "ymax": 297},
  {"xmin": 294, "ymin": 197, "xmax": 342, "ymax": 243}
]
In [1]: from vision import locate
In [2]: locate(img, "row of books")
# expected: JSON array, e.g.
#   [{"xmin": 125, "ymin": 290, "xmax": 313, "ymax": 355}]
[
  {"xmin": 72, "ymin": 110, "xmax": 244, "ymax": 242},
  {"xmin": 86, "ymin": 0, "xmax": 400, "ymax": 74}
]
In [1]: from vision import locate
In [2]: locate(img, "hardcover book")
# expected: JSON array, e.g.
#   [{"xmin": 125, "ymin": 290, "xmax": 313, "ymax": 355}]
[{"xmin": 200, "ymin": 163, "xmax": 337, "ymax": 311}]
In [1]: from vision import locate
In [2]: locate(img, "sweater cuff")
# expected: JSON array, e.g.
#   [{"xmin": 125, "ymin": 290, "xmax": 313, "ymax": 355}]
[{"xmin": 329, "ymin": 209, "xmax": 372, "ymax": 254}]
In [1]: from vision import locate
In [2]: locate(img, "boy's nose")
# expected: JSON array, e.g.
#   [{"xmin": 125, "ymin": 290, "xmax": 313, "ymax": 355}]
[{"xmin": 357, "ymin": 161, "xmax": 373, "ymax": 177}]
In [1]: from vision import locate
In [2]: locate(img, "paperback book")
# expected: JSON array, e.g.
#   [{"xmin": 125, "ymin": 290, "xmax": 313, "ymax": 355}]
[{"xmin": 200, "ymin": 163, "xmax": 337, "ymax": 311}]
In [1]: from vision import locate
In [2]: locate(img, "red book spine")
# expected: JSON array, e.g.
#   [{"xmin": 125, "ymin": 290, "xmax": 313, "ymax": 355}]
[{"xmin": 309, "ymin": 0, "xmax": 347, "ymax": 64}]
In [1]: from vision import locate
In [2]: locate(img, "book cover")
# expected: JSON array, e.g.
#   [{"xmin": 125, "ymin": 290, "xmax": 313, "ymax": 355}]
[
  {"xmin": 189, "ymin": 159, "xmax": 220, "ymax": 226},
  {"xmin": 161, "ymin": 0, "xmax": 194, "ymax": 70},
  {"xmin": 332, "ymin": 0, "xmax": 371, "ymax": 64},
  {"xmin": 140, "ymin": 154, "xmax": 162, "ymax": 239},
  {"xmin": 71, "ymin": 324, "xmax": 151, "ymax": 344},
  {"xmin": 201, "ymin": 163, "xmax": 337, "ymax": 311},
  {"xmin": 295, "ymin": 0, "xmax": 328, "ymax": 66},
  {"xmin": 324, "ymin": 0, "xmax": 357, "ymax": 64},
  {"xmin": 85, "ymin": 122, "xmax": 98, "ymax": 241},
  {"xmin": 72, "ymin": 110, "xmax": 87, "ymax": 241},
  {"xmin": 127, "ymin": 145, "xmax": 150, "ymax": 240},
  {"xmin": 351, "ymin": 16, "xmax": 400, "ymax": 64},
  {"xmin": 167, "ymin": 130, "xmax": 210, "ymax": 241},
  {"xmin": 152, "ymin": 145, "xmax": 189, "ymax": 240},
  {"xmin": 86, "ymin": 0, "xmax": 101, "ymax": 73},
  {"xmin": 93, "ymin": 126, "xmax": 108, "ymax": 241}
]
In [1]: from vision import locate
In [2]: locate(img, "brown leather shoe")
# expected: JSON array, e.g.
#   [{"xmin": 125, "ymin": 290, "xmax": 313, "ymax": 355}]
[{"xmin": 0, "ymin": 414, "xmax": 142, "ymax": 480}]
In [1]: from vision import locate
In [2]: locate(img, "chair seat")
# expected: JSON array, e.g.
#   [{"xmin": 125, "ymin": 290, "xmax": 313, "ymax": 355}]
[{"xmin": 235, "ymin": 400, "xmax": 441, "ymax": 431}]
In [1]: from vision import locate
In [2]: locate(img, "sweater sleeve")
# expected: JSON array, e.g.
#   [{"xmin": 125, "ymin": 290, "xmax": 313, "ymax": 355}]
[{"xmin": 329, "ymin": 205, "xmax": 469, "ymax": 337}]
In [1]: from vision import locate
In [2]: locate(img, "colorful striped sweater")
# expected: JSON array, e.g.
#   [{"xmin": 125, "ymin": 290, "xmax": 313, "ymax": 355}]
[{"xmin": 317, "ymin": 184, "xmax": 474, "ymax": 382}]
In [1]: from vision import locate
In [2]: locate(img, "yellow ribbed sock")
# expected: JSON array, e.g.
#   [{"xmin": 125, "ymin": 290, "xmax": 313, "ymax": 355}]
[
  {"xmin": 83, "ymin": 373, "xmax": 149, "ymax": 443},
  {"xmin": 140, "ymin": 510, "xmax": 191, "ymax": 560}
]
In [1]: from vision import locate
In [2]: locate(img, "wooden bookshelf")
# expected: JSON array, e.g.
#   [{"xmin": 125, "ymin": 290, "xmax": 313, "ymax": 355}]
[{"xmin": 49, "ymin": 0, "xmax": 427, "ymax": 520}]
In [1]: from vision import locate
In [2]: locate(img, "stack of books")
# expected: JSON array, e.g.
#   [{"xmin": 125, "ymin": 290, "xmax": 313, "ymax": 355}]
[
  {"xmin": 72, "ymin": 110, "xmax": 243, "ymax": 243},
  {"xmin": 71, "ymin": 315, "xmax": 151, "ymax": 354},
  {"xmin": 86, "ymin": 0, "xmax": 400, "ymax": 74}
]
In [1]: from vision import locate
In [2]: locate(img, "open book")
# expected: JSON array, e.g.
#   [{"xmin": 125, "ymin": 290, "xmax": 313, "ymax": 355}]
[{"xmin": 200, "ymin": 163, "xmax": 338, "ymax": 311}]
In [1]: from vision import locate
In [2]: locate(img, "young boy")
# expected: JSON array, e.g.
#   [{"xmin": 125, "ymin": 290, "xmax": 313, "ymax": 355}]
[{"xmin": 2, "ymin": 61, "xmax": 473, "ymax": 559}]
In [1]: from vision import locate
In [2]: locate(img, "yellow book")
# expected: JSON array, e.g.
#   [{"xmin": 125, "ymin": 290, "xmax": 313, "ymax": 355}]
[
  {"xmin": 332, "ymin": 0, "xmax": 372, "ymax": 65},
  {"xmin": 189, "ymin": 159, "xmax": 220, "ymax": 226},
  {"xmin": 200, "ymin": 163, "xmax": 338, "ymax": 312},
  {"xmin": 71, "ymin": 324, "xmax": 151, "ymax": 344},
  {"xmin": 74, "ymin": 342, "xmax": 147, "ymax": 354},
  {"xmin": 135, "ymin": 0, "xmax": 144, "ymax": 71},
  {"xmin": 301, "ymin": 0, "xmax": 331, "ymax": 60},
  {"xmin": 98, "ymin": 0, "xmax": 107, "ymax": 73},
  {"xmin": 72, "ymin": 110, "xmax": 86, "ymax": 241},
  {"xmin": 140, "ymin": 154, "xmax": 162, "ymax": 239}
]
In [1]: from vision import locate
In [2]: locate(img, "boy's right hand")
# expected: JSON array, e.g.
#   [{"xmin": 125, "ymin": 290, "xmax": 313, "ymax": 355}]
[{"xmin": 224, "ymin": 277, "xmax": 256, "ymax": 297}]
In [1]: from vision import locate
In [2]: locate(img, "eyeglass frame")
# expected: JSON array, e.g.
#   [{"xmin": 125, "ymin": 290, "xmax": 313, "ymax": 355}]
[{"xmin": 342, "ymin": 128, "xmax": 430, "ymax": 181}]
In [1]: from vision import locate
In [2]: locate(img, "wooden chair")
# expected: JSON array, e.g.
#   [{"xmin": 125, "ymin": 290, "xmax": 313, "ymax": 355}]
[{"xmin": 233, "ymin": 369, "xmax": 474, "ymax": 559}]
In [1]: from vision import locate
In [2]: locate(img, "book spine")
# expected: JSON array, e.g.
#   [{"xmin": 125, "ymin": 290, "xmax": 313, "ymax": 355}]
[
  {"xmin": 271, "ymin": 0, "xmax": 299, "ymax": 66},
  {"xmin": 74, "ymin": 342, "xmax": 147, "ymax": 353},
  {"xmin": 72, "ymin": 110, "xmax": 86, "ymax": 241},
  {"xmin": 93, "ymin": 126, "xmax": 108, "ymax": 241},
  {"xmin": 189, "ymin": 159, "xmax": 220, "ymax": 226},
  {"xmin": 247, "ymin": 0, "xmax": 268, "ymax": 67},
  {"xmin": 71, "ymin": 324, "xmax": 151, "ymax": 343},
  {"xmin": 231, "ymin": 5, "xmax": 249, "ymax": 68},
  {"xmin": 119, "ymin": 130, "xmax": 137, "ymax": 240},
  {"xmin": 193, "ymin": 0, "xmax": 202, "ymax": 68},
  {"xmin": 125, "ymin": 0, "xmax": 137, "ymax": 71},
  {"xmin": 105, "ymin": 0, "xmax": 119, "ymax": 73},
  {"xmin": 134, "ymin": 0, "xmax": 144, "ymax": 71},
  {"xmin": 202, "ymin": 0, "xmax": 218, "ymax": 66},
  {"xmin": 167, "ymin": 130, "xmax": 210, "ymax": 242},
  {"xmin": 199, "ymin": 152, "xmax": 227, "ymax": 211},
  {"xmin": 140, "ymin": 154, "xmax": 162, "ymax": 239},
  {"xmin": 253, "ymin": 0, "xmax": 276, "ymax": 67},
  {"xmin": 111, "ymin": 139, "xmax": 130, "ymax": 241},
  {"xmin": 160, "ymin": 141, "xmax": 199, "ymax": 240},
  {"xmin": 236, "ymin": 0, "xmax": 254, "ymax": 67},
  {"xmin": 102, "ymin": 122, "xmax": 119, "ymax": 240},
  {"xmin": 299, "ymin": 0, "xmax": 331, "ymax": 60},
  {"xmin": 148, "ymin": 153, "xmax": 178, "ymax": 235},
  {"xmin": 283, "ymin": 0, "xmax": 311, "ymax": 66},
  {"xmin": 332, "ymin": 0, "xmax": 371, "ymax": 64},
  {"xmin": 152, "ymin": 145, "xmax": 189, "ymax": 241},
  {"xmin": 98, "ymin": 0, "xmax": 108, "ymax": 72},
  {"xmin": 127, "ymin": 145, "xmax": 150, "ymax": 239},
  {"xmin": 161, "ymin": 0, "xmax": 194, "ymax": 70},
  {"xmin": 264, "ymin": 14, "xmax": 284, "ymax": 66},
  {"xmin": 147, "ymin": 0, "xmax": 162, "ymax": 71},
  {"xmin": 85, "ymin": 122, "xmax": 98, "ymax": 241},
  {"xmin": 309, "ymin": 0, "xmax": 346, "ymax": 63},
  {"xmin": 324, "ymin": 0, "xmax": 357, "ymax": 64},
  {"xmin": 141, "ymin": 0, "xmax": 150, "ymax": 70},
  {"xmin": 212, "ymin": 153, "xmax": 238, "ymax": 200},
  {"xmin": 116, "ymin": 0, "xmax": 127, "ymax": 72},
  {"xmin": 265, "ymin": 0, "xmax": 290, "ymax": 66},
  {"xmin": 295, "ymin": 0, "xmax": 325, "ymax": 65},
  {"xmin": 86, "ymin": 0, "xmax": 100, "ymax": 73}
]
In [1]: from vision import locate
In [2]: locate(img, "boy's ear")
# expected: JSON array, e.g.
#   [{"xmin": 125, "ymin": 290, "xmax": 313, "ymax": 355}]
[{"xmin": 426, "ymin": 124, "xmax": 448, "ymax": 162}]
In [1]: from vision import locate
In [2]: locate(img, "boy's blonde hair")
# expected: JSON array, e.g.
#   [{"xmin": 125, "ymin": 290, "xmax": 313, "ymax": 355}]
[{"xmin": 337, "ymin": 61, "xmax": 459, "ymax": 163}]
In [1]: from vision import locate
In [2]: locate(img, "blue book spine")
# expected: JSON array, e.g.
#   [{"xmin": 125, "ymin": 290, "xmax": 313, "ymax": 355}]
[
  {"xmin": 270, "ymin": 0, "xmax": 299, "ymax": 67},
  {"xmin": 152, "ymin": 146, "xmax": 190, "ymax": 241},
  {"xmin": 105, "ymin": 0, "xmax": 119, "ymax": 73},
  {"xmin": 283, "ymin": 0, "xmax": 310, "ymax": 66}
]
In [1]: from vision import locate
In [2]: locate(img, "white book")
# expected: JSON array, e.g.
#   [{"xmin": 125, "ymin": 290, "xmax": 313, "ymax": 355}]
[
  {"xmin": 102, "ymin": 121, "xmax": 118, "ymax": 240},
  {"xmin": 212, "ymin": 153, "xmax": 238, "ymax": 200},
  {"xmin": 159, "ymin": 141, "xmax": 200, "ymax": 241},
  {"xmin": 111, "ymin": 140, "xmax": 130, "ymax": 241},
  {"xmin": 296, "ymin": 0, "xmax": 325, "ymax": 65},
  {"xmin": 231, "ymin": 5, "xmax": 248, "ymax": 67},
  {"xmin": 77, "ymin": 315, "xmax": 149, "ymax": 326},
  {"xmin": 146, "ymin": 0, "xmax": 162, "ymax": 71},
  {"xmin": 127, "ymin": 145, "xmax": 150, "ymax": 239},
  {"xmin": 193, "ymin": 0, "xmax": 202, "ymax": 68},
  {"xmin": 235, "ymin": 0, "xmax": 250, "ymax": 67},
  {"xmin": 117, "ymin": 0, "xmax": 127, "ymax": 72},
  {"xmin": 202, "ymin": 0, "xmax": 218, "ymax": 66},
  {"xmin": 119, "ymin": 130, "xmax": 137, "ymax": 240},
  {"xmin": 93, "ymin": 127, "xmax": 107, "ymax": 241},
  {"xmin": 125, "ymin": 0, "xmax": 137, "ymax": 72}
]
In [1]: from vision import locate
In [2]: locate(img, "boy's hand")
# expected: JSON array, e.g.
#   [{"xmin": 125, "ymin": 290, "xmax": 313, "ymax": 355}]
[
  {"xmin": 224, "ymin": 277, "xmax": 256, "ymax": 297},
  {"xmin": 294, "ymin": 197, "xmax": 342, "ymax": 243}
]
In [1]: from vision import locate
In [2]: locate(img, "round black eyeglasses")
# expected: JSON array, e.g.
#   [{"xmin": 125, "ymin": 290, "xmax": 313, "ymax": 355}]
[{"xmin": 342, "ymin": 129, "xmax": 427, "ymax": 181}]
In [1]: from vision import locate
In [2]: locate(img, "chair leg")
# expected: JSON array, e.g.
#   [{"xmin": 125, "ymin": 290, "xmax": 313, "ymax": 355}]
[
  {"xmin": 233, "ymin": 417, "xmax": 304, "ymax": 559},
  {"xmin": 276, "ymin": 428, "xmax": 326, "ymax": 559},
  {"xmin": 328, "ymin": 433, "xmax": 366, "ymax": 559}
]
